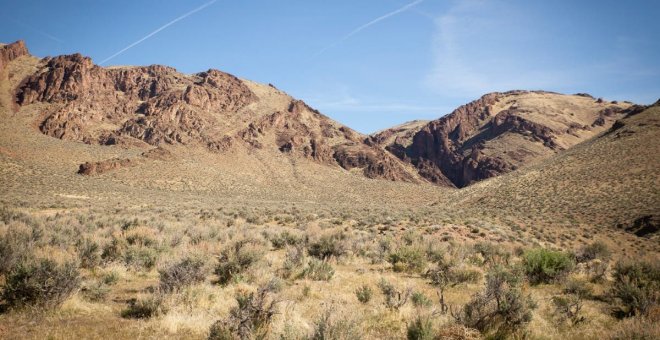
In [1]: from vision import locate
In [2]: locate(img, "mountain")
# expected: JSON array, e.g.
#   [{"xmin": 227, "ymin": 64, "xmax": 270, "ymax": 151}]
[
  {"xmin": 372, "ymin": 91, "xmax": 632, "ymax": 187},
  {"xmin": 3, "ymin": 40, "xmax": 422, "ymax": 184},
  {"xmin": 443, "ymin": 101, "xmax": 659, "ymax": 239}
]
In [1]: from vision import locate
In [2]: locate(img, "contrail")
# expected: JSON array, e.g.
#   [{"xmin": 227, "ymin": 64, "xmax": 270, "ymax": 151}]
[
  {"xmin": 99, "ymin": 0, "xmax": 218, "ymax": 65},
  {"xmin": 7, "ymin": 18, "xmax": 64, "ymax": 43},
  {"xmin": 315, "ymin": 0, "xmax": 424, "ymax": 56}
]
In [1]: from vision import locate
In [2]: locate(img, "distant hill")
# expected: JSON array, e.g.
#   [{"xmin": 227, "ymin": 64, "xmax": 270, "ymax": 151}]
[{"xmin": 372, "ymin": 91, "xmax": 632, "ymax": 187}]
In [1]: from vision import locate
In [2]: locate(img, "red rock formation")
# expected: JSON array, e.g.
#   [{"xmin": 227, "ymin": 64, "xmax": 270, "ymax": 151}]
[
  {"xmin": 16, "ymin": 54, "xmax": 256, "ymax": 147},
  {"xmin": 0, "ymin": 40, "xmax": 29, "ymax": 72}
]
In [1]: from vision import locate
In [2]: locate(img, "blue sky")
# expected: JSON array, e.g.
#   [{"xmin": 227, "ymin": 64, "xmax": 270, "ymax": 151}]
[{"xmin": 1, "ymin": 0, "xmax": 659, "ymax": 133}]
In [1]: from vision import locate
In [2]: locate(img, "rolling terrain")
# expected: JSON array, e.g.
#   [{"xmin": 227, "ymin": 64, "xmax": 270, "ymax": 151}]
[{"xmin": 0, "ymin": 40, "xmax": 658, "ymax": 340}]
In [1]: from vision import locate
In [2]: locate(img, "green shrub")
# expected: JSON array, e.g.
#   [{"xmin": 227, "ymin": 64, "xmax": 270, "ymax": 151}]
[
  {"xmin": 473, "ymin": 242, "xmax": 511, "ymax": 267},
  {"xmin": 411, "ymin": 291, "xmax": 433, "ymax": 308},
  {"xmin": 355, "ymin": 285, "xmax": 372, "ymax": 304},
  {"xmin": 378, "ymin": 278, "xmax": 411, "ymax": 310},
  {"xmin": 159, "ymin": 256, "xmax": 207, "ymax": 292},
  {"xmin": 307, "ymin": 233, "xmax": 346, "ymax": 260},
  {"xmin": 406, "ymin": 315, "xmax": 434, "ymax": 340},
  {"xmin": 0, "ymin": 227, "xmax": 33, "ymax": 275},
  {"xmin": 301, "ymin": 259, "xmax": 334, "ymax": 281},
  {"xmin": 610, "ymin": 260, "xmax": 660, "ymax": 317},
  {"xmin": 388, "ymin": 246, "xmax": 427, "ymax": 274},
  {"xmin": 124, "ymin": 247, "xmax": 159, "ymax": 270},
  {"xmin": 575, "ymin": 241, "xmax": 611, "ymax": 263},
  {"xmin": 215, "ymin": 239, "xmax": 264, "ymax": 285},
  {"xmin": 522, "ymin": 248, "xmax": 574, "ymax": 284},
  {"xmin": 76, "ymin": 238, "xmax": 101, "ymax": 269},
  {"xmin": 269, "ymin": 231, "xmax": 301, "ymax": 249},
  {"xmin": 2, "ymin": 258, "xmax": 80, "ymax": 308},
  {"xmin": 453, "ymin": 266, "xmax": 536, "ymax": 337},
  {"xmin": 309, "ymin": 307, "xmax": 362, "ymax": 340}
]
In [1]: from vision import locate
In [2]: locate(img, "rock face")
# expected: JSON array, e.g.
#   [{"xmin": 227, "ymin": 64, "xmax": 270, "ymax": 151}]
[
  {"xmin": 373, "ymin": 91, "xmax": 631, "ymax": 187},
  {"xmin": 0, "ymin": 40, "xmax": 29, "ymax": 72},
  {"xmin": 16, "ymin": 54, "xmax": 256, "ymax": 150},
  {"xmin": 11, "ymin": 45, "xmax": 422, "ymax": 182}
]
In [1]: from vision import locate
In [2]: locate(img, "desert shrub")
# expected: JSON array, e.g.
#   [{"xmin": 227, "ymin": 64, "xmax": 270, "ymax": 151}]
[
  {"xmin": 269, "ymin": 230, "xmax": 301, "ymax": 249},
  {"xmin": 208, "ymin": 284, "xmax": 279, "ymax": 340},
  {"xmin": 563, "ymin": 278, "xmax": 593, "ymax": 298},
  {"xmin": 610, "ymin": 260, "xmax": 660, "ymax": 317},
  {"xmin": 101, "ymin": 235, "xmax": 128, "ymax": 263},
  {"xmin": 307, "ymin": 233, "xmax": 347, "ymax": 260},
  {"xmin": 76, "ymin": 238, "xmax": 101, "ymax": 269},
  {"xmin": 406, "ymin": 315, "xmax": 434, "ymax": 340},
  {"xmin": 388, "ymin": 246, "xmax": 427, "ymax": 274},
  {"xmin": 552, "ymin": 294, "xmax": 586, "ymax": 325},
  {"xmin": 0, "ymin": 227, "xmax": 33, "ymax": 275},
  {"xmin": 575, "ymin": 241, "xmax": 611, "ymax": 263},
  {"xmin": 281, "ymin": 245, "xmax": 305, "ymax": 279},
  {"xmin": 427, "ymin": 263, "xmax": 481, "ymax": 288},
  {"xmin": 301, "ymin": 259, "xmax": 334, "ymax": 281},
  {"xmin": 473, "ymin": 242, "xmax": 511, "ymax": 267},
  {"xmin": 121, "ymin": 294, "xmax": 167, "ymax": 319},
  {"xmin": 378, "ymin": 278, "xmax": 412, "ymax": 310},
  {"xmin": 123, "ymin": 247, "xmax": 159, "ymax": 270},
  {"xmin": 81, "ymin": 280, "xmax": 110, "ymax": 302},
  {"xmin": 159, "ymin": 256, "xmax": 207, "ymax": 292},
  {"xmin": 411, "ymin": 291, "xmax": 433, "ymax": 308},
  {"xmin": 355, "ymin": 285, "xmax": 372, "ymax": 304},
  {"xmin": 452, "ymin": 266, "xmax": 536, "ymax": 337},
  {"xmin": 215, "ymin": 238, "xmax": 265, "ymax": 285},
  {"xmin": 522, "ymin": 248, "xmax": 574, "ymax": 284},
  {"xmin": 309, "ymin": 307, "xmax": 362, "ymax": 340},
  {"xmin": 2, "ymin": 258, "xmax": 80, "ymax": 308}
]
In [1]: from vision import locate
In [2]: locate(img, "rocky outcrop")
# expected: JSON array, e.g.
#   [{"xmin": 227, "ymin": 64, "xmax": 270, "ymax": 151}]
[
  {"xmin": 78, "ymin": 147, "xmax": 174, "ymax": 175},
  {"xmin": 375, "ymin": 91, "xmax": 630, "ymax": 187},
  {"xmin": 0, "ymin": 40, "xmax": 29, "ymax": 72},
  {"xmin": 11, "ymin": 45, "xmax": 422, "ymax": 183},
  {"xmin": 16, "ymin": 53, "xmax": 256, "ymax": 148}
]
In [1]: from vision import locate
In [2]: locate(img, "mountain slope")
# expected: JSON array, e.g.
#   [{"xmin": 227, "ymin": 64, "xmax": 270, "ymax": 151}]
[
  {"xmin": 3, "ymin": 41, "xmax": 423, "ymax": 184},
  {"xmin": 373, "ymin": 91, "xmax": 631, "ymax": 187},
  {"xmin": 444, "ymin": 102, "xmax": 659, "ymax": 239}
]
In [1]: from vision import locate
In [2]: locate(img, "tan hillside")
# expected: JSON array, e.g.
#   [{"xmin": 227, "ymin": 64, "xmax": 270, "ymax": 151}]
[
  {"xmin": 444, "ymin": 102, "xmax": 660, "ymax": 244},
  {"xmin": 375, "ymin": 91, "xmax": 632, "ymax": 187}
]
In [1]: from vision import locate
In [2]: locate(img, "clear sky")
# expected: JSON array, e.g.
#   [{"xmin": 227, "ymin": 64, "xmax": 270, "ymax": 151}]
[{"xmin": 1, "ymin": 0, "xmax": 659, "ymax": 133}]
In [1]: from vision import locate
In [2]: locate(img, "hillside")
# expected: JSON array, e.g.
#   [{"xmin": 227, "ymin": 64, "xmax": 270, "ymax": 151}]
[
  {"xmin": 444, "ymin": 102, "xmax": 660, "ymax": 246},
  {"xmin": 2, "ymin": 40, "xmax": 425, "ymax": 189},
  {"xmin": 373, "ymin": 91, "xmax": 632, "ymax": 187}
]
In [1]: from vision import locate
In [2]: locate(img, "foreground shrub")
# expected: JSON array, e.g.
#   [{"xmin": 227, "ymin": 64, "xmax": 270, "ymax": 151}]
[
  {"xmin": 452, "ymin": 266, "xmax": 536, "ymax": 337},
  {"xmin": 76, "ymin": 238, "xmax": 101, "ymax": 269},
  {"xmin": 378, "ymin": 278, "xmax": 412, "ymax": 310},
  {"xmin": 215, "ymin": 238, "xmax": 265, "ymax": 285},
  {"xmin": 355, "ymin": 285, "xmax": 372, "ymax": 304},
  {"xmin": 0, "ymin": 226, "xmax": 33, "ymax": 275},
  {"xmin": 575, "ymin": 241, "xmax": 611, "ymax": 263},
  {"xmin": 406, "ymin": 315, "xmax": 434, "ymax": 340},
  {"xmin": 522, "ymin": 248, "xmax": 574, "ymax": 284},
  {"xmin": 307, "ymin": 233, "xmax": 347, "ymax": 260},
  {"xmin": 268, "ymin": 231, "xmax": 301, "ymax": 249},
  {"xmin": 388, "ymin": 246, "xmax": 427, "ymax": 274},
  {"xmin": 309, "ymin": 307, "xmax": 362, "ymax": 340},
  {"xmin": 208, "ymin": 284, "xmax": 279, "ymax": 340},
  {"xmin": 159, "ymin": 256, "xmax": 207, "ymax": 292},
  {"xmin": 121, "ymin": 294, "xmax": 167, "ymax": 319},
  {"xmin": 2, "ymin": 258, "xmax": 80, "ymax": 308},
  {"xmin": 610, "ymin": 260, "xmax": 660, "ymax": 317},
  {"xmin": 301, "ymin": 259, "xmax": 334, "ymax": 281}
]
